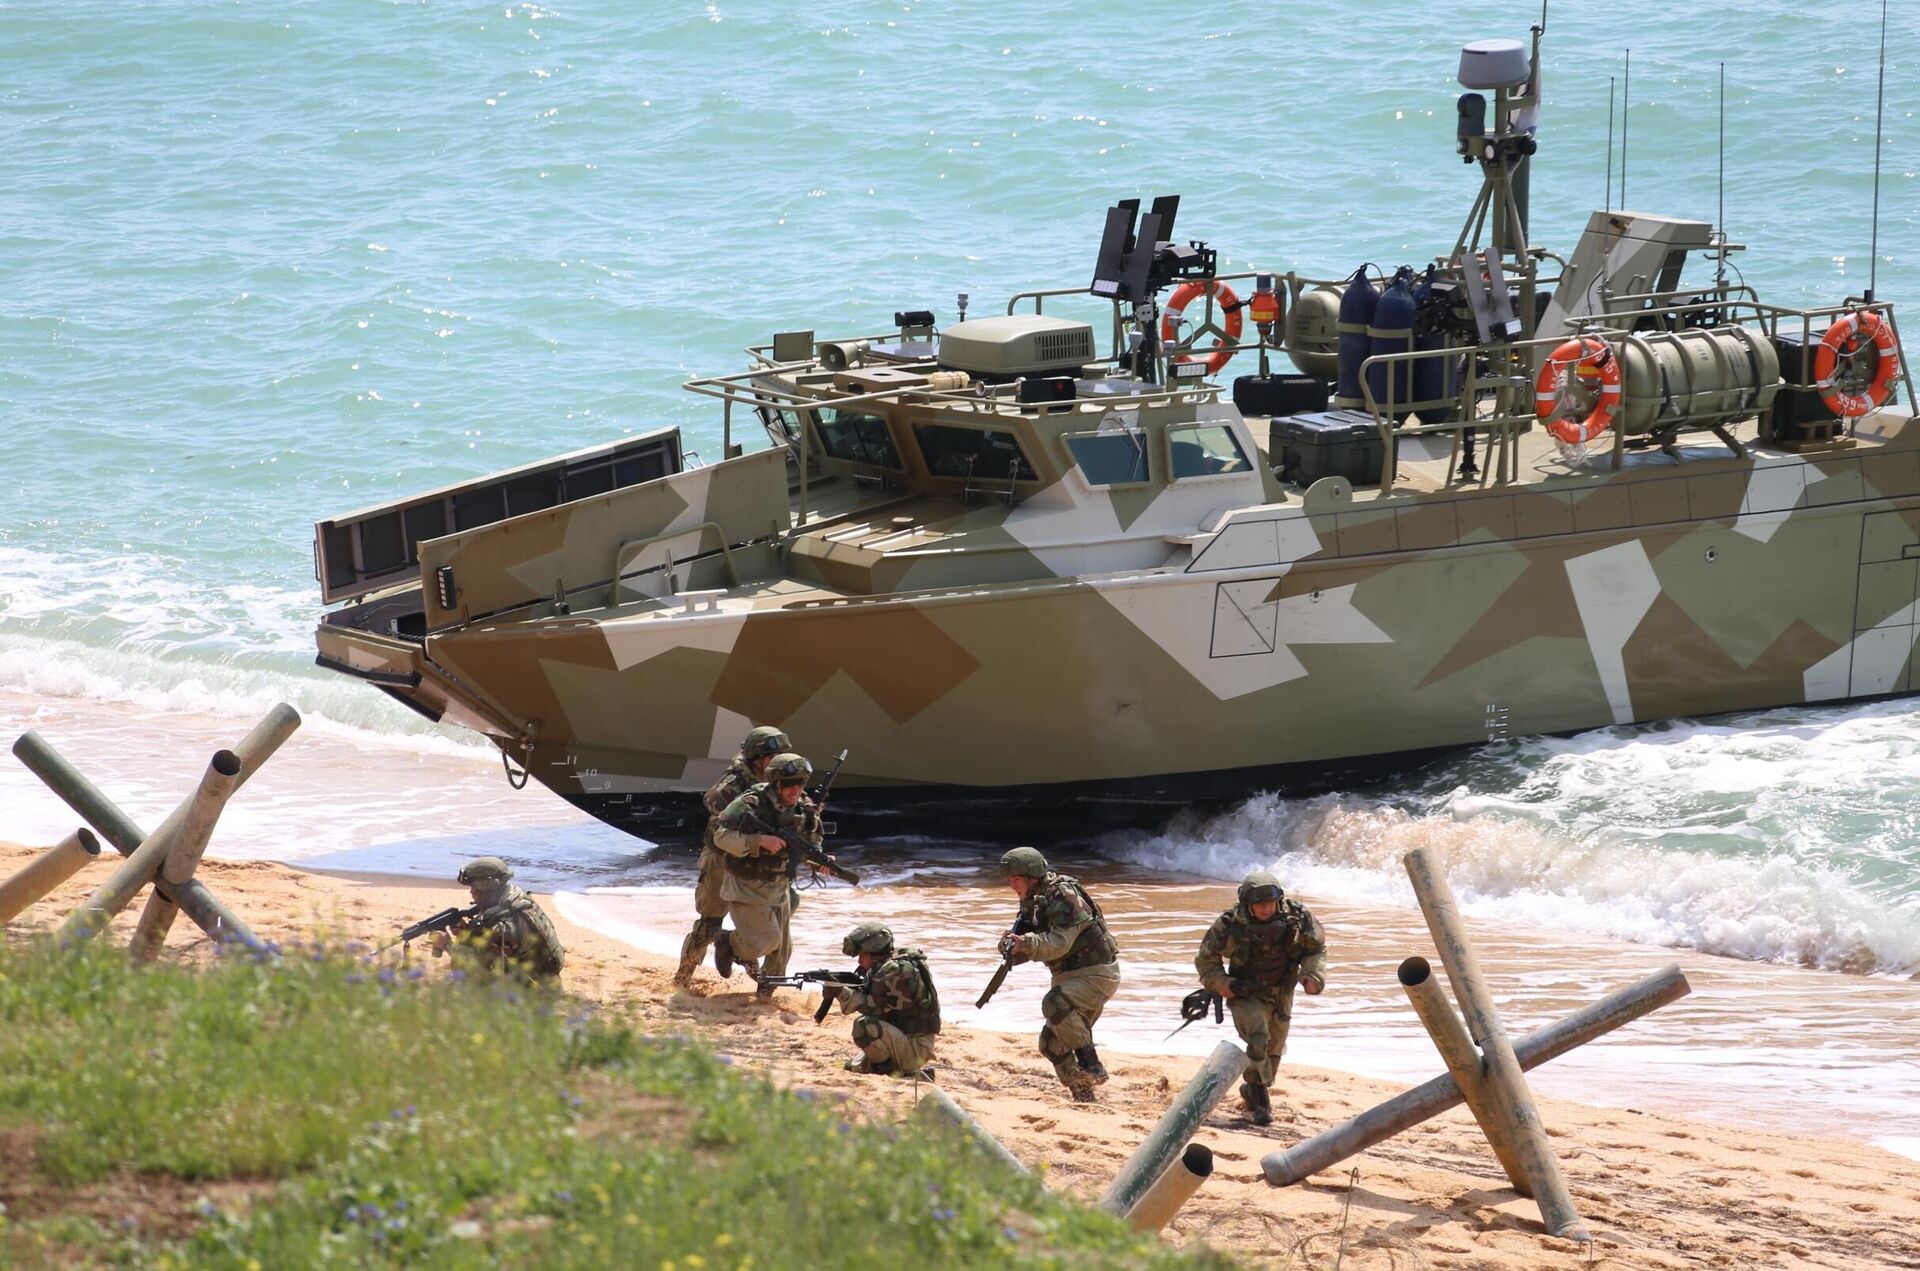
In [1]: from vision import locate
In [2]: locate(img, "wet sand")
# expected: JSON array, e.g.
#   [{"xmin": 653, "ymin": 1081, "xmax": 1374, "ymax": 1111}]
[{"xmin": 4, "ymin": 843, "xmax": 1919, "ymax": 1270}]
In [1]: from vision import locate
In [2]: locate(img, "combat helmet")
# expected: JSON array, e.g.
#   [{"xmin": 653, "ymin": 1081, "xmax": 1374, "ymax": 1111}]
[
  {"xmin": 842, "ymin": 922, "xmax": 894, "ymax": 957},
  {"xmin": 999, "ymin": 846, "xmax": 1049, "ymax": 879},
  {"xmin": 765, "ymin": 752, "xmax": 813, "ymax": 785},
  {"xmin": 1238, "ymin": 869, "xmax": 1284, "ymax": 909},
  {"xmin": 458, "ymin": 856, "xmax": 514, "ymax": 887},
  {"xmin": 741, "ymin": 725, "xmax": 792, "ymax": 761}
]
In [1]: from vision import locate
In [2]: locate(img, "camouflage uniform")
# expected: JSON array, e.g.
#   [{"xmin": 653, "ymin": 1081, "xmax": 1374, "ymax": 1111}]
[
  {"xmin": 711, "ymin": 775, "xmax": 822, "ymax": 983},
  {"xmin": 837, "ymin": 946, "xmax": 941, "ymax": 1077},
  {"xmin": 1004, "ymin": 850, "xmax": 1121, "ymax": 1100},
  {"xmin": 1195, "ymin": 876, "xmax": 1325, "ymax": 1111},
  {"xmin": 674, "ymin": 754, "xmax": 759, "ymax": 984},
  {"xmin": 457, "ymin": 884, "xmax": 566, "ymax": 986}
]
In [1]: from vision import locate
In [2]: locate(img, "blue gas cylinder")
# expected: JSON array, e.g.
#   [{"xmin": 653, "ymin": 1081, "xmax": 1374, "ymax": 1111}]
[
  {"xmin": 1411, "ymin": 264, "xmax": 1460, "ymax": 423},
  {"xmin": 1334, "ymin": 265, "xmax": 1378, "ymax": 407},
  {"xmin": 1366, "ymin": 266, "xmax": 1417, "ymax": 417}
]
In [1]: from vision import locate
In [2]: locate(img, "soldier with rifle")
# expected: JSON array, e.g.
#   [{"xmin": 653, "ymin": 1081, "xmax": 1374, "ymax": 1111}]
[
  {"xmin": 424, "ymin": 856, "xmax": 566, "ymax": 988},
  {"xmin": 1193, "ymin": 869, "xmax": 1326, "ymax": 1126},
  {"xmin": 711, "ymin": 753, "xmax": 851, "ymax": 999},
  {"xmin": 674, "ymin": 724, "xmax": 791, "ymax": 987},
  {"xmin": 994, "ymin": 846, "xmax": 1121, "ymax": 1102},
  {"xmin": 822, "ymin": 922, "xmax": 940, "ymax": 1080}
]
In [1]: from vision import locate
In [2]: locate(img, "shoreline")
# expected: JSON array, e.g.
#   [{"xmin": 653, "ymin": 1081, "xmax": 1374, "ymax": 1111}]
[{"xmin": 5, "ymin": 845, "xmax": 1918, "ymax": 1269}]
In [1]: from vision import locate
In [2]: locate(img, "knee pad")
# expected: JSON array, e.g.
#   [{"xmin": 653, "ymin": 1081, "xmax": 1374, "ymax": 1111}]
[
  {"xmin": 1041, "ymin": 987, "xmax": 1074, "ymax": 1024},
  {"xmin": 851, "ymin": 1016, "xmax": 884, "ymax": 1048},
  {"xmin": 690, "ymin": 916, "xmax": 723, "ymax": 944}
]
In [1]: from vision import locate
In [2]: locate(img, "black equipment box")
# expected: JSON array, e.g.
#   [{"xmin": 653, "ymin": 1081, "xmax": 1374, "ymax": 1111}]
[
  {"xmin": 1233, "ymin": 372, "xmax": 1329, "ymax": 418},
  {"xmin": 1773, "ymin": 328, "xmax": 1832, "ymax": 387},
  {"xmin": 1271, "ymin": 409, "xmax": 1387, "ymax": 487}
]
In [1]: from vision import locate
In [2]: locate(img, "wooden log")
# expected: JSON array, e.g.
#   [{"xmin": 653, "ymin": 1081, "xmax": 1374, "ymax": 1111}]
[
  {"xmin": 911, "ymin": 1086, "xmax": 1029, "ymax": 1176},
  {"xmin": 1124, "ymin": 1142, "xmax": 1214, "ymax": 1233},
  {"xmin": 1097, "ymin": 1040, "xmax": 1245, "ymax": 1216},
  {"xmin": 1398, "ymin": 847, "xmax": 1587, "ymax": 1241},
  {"xmin": 0, "ymin": 829, "xmax": 101, "ymax": 923},
  {"xmin": 1262, "ymin": 964, "xmax": 1689, "ymax": 1188},
  {"xmin": 1399, "ymin": 955, "xmax": 1529, "ymax": 1193}
]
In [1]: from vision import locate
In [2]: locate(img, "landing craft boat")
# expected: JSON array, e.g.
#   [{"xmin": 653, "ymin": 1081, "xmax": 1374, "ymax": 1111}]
[{"xmin": 314, "ymin": 27, "xmax": 1913, "ymax": 844}]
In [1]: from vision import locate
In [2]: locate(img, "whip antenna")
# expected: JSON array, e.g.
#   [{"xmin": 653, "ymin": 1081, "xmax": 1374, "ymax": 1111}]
[{"xmin": 1868, "ymin": 0, "xmax": 1888, "ymax": 302}]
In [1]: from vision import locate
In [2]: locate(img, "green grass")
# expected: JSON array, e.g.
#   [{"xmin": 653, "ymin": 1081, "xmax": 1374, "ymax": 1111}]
[{"xmin": 0, "ymin": 936, "xmax": 1233, "ymax": 1269}]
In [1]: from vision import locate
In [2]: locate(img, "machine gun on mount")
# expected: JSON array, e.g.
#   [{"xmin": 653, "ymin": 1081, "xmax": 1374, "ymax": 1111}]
[
  {"xmin": 740, "ymin": 748, "xmax": 860, "ymax": 886},
  {"xmin": 1089, "ymin": 194, "xmax": 1222, "ymax": 386},
  {"xmin": 753, "ymin": 968, "xmax": 866, "ymax": 1022},
  {"xmin": 375, "ymin": 903, "xmax": 483, "ymax": 956}
]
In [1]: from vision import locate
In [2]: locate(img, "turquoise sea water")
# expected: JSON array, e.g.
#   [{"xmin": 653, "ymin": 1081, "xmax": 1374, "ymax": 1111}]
[{"xmin": 4, "ymin": 1, "xmax": 1920, "ymax": 983}]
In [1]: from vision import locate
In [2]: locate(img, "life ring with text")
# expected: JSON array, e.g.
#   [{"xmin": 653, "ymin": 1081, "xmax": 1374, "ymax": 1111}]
[
  {"xmin": 1536, "ymin": 336, "xmax": 1622, "ymax": 446},
  {"xmin": 1814, "ymin": 309, "xmax": 1899, "ymax": 418},
  {"xmin": 1161, "ymin": 280, "xmax": 1244, "ymax": 376}
]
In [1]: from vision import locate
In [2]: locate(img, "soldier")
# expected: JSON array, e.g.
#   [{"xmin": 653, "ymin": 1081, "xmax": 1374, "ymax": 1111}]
[
  {"xmin": 998, "ymin": 846, "xmax": 1121, "ymax": 1102},
  {"xmin": 829, "ymin": 922, "xmax": 940, "ymax": 1080},
  {"xmin": 1194, "ymin": 869, "xmax": 1326, "ymax": 1126},
  {"xmin": 430, "ymin": 856, "xmax": 566, "ymax": 987},
  {"xmin": 674, "ymin": 724, "xmax": 791, "ymax": 987},
  {"xmin": 710, "ymin": 752, "xmax": 822, "ymax": 998}
]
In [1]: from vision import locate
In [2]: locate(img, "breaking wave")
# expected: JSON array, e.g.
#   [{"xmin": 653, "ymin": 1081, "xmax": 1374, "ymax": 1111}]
[{"xmin": 1101, "ymin": 701, "xmax": 1920, "ymax": 977}]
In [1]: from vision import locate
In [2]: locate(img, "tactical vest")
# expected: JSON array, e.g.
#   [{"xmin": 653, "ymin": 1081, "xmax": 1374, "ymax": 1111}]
[
  {"xmin": 1031, "ymin": 874, "xmax": 1119, "ymax": 973},
  {"xmin": 879, "ymin": 948, "xmax": 942, "ymax": 1036},
  {"xmin": 1224, "ymin": 899, "xmax": 1313, "ymax": 987},
  {"xmin": 720, "ymin": 785, "xmax": 816, "ymax": 883},
  {"xmin": 477, "ymin": 888, "xmax": 565, "ymax": 979}
]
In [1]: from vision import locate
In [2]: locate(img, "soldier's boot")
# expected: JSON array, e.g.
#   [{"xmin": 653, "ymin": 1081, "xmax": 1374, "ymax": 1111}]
[
  {"xmin": 844, "ymin": 1057, "xmax": 896, "ymax": 1076},
  {"xmin": 674, "ymin": 923, "xmax": 714, "ymax": 987},
  {"xmin": 1052, "ymin": 1055, "xmax": 1097, "ymax": 1103},
  {"xmin": 712, "ymin": 930, "xmax": 735, "ymax": 979},
  {"xmin": 1074, "ymin": 1045, "xmax": 1109, "ymax": 1085},
  {"xmin": 755, "ymin": 977, "xmax": 776, "ymax": 1000},
  {"xmin": 1241, "ymin": 1081, "xmax": 1273, "ymax": 1126}
]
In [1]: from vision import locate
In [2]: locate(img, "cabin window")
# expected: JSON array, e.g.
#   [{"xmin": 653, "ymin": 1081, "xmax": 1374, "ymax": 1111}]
[
  {"xmin": 1065, "ymin": 431, "xmax": 1152, "ymax": 486},
  {"xmin": 1167, "ymin": 423, "xmax": 1252, "ymax": 479},
  {"xmin": 912, "ymin": 424, "xmax": 1038, "ymax": 482},
  {"xmin": 756, "ymin": 404, "xmax": 804, "ymax": 444},
  {"xmin": 816, "ymin": 410, "xmax": 901, "ymax": 469}
]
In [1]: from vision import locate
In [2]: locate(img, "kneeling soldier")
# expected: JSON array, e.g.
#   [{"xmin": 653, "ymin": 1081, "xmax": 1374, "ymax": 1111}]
[
  {"xmin": 1194, "ymin": 869, "xmax": 1325, "ymax": 1126},
  {"xmin": 999, "ymin": 846, "xmax": 1121, "ymax": 1102},
  {"xmin": 832, "ymin": 921, "xmax": 940, "ymax": 1079},
  {"xmin": 711, "ymin": 752, "xmax": 820, "ymax": 997},
  {"xmin": 675, "ymin": 724, "xmax": 790, "ymax": 987},
  {"xmin": 432, "ymin": 856, "xmax": 566, "ymax": 987}
]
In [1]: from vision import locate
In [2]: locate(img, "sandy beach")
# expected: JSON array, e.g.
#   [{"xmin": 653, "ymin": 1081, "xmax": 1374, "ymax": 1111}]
[{"xmin": 5, "ymin": 842, "xmax": 1917, "ymax": 1270}]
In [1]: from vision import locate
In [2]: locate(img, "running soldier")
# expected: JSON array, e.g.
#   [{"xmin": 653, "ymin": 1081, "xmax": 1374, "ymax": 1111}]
[
  {"xmin": 710, "ymin": 752, "xmax": 822, "ymax": 998},
  {"xmin": 1194, "ymin": 869, "xmax": 1326, "ymax": 1125},
  {"xmin": 674, "ymin": 724, "xmax": 790, "ymax": 987},
  {"xmin": 829, "ymin": 922, "xmax": 940, "ymax": 1079},
  {"xmin": 998, "ymin": 846, "xmax": 1121, "ymax": 1102}
]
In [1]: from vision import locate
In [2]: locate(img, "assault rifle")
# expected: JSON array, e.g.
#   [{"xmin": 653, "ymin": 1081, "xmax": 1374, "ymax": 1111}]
[
  {"xmin": 753, "ymin": 968, "xmax": 866, "ymax": 1022},
  {"xmin": 1164, "ymin": 987, "xmax": 1226, "ymax": 1040},
  {"xmin": 973, "ymin": 916, "xmax": 1034, "ymax": 1009},
  {"xmin": 742, "ymin": 749, "xmax": 860, "ymax": 885},
  {"xmin": 375, "ymin": 904, "xmax": 482, "ymax": 956}
]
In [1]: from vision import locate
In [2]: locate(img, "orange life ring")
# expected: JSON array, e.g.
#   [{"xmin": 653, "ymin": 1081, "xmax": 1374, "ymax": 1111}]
[
  {"xmin": 1536, "ymin": 335, "xmax": 1622, "ymax": 445},
  {"xmin": 1813, "ymin": 309, "xmax": 1899, "ymax": 418},
  {"xmin": 1161, "ymin": 280, "xmax": 1244, "ymax": 376}
]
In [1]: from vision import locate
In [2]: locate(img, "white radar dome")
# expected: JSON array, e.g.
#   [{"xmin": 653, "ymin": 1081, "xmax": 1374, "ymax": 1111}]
[{"xmin": 1458, "ymin": 39, "xmax": 1530, "ymax": 90}]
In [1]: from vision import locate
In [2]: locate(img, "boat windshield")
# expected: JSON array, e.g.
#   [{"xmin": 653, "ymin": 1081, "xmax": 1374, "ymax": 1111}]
[
  {"xmin": 1066, "ymin": 430, "xmax": 1152, "ymax": 486},
  {"xmin": 817, "ymin": 410, "xmax": 902, "ymax": 469},
  {"xmin": 912, "ymin": 423, "xmax": 1038, "ymax": 482}
]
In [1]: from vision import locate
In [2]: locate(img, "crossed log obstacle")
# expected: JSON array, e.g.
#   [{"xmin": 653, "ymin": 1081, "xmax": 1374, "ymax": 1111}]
[{"xmin": 1, "ymin": 704, "xmax": 301, "ymax": 958}]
